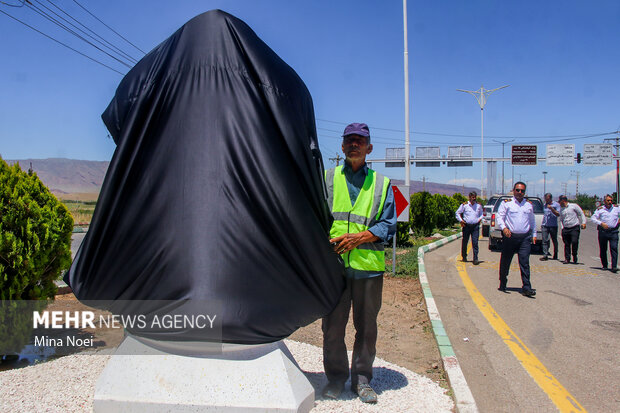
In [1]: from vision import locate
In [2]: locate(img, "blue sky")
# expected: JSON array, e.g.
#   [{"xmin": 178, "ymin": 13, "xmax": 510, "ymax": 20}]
[{"xmin": 1, "ymin": 0, "xmax": 619, "ymax": 197}]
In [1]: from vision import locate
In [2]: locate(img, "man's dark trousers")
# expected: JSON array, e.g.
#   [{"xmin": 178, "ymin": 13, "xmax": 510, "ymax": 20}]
[
  {"xmin": 561, "ymin": 225, "xmax": 581, "ymax": 262},
  {"xmin": 461, "ymin": 223, "xmax": 480, "ymax": 261},
  {"xmin": 541, "ymin": 225, "xmax": 558, "ymax": 258},
  {"xmin": 597, "ymin": 226, "xmax": 619, "ymax": 269},
  {"xmin": 322, "ymin": 276, "xmax": 383, "ymax": 388},
  {"xmin": 499, "ymin": 233, "xmax": 532, "ymax": 290}
]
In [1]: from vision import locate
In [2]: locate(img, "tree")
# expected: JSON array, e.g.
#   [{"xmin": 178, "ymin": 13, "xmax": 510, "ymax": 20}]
[
  {"xmin": 0, "ymin": 159, "xmax": 73, "ymax": 356},
  {"xmin": 409, "ymin": 192, "xmax": 437, "ymax": 237}
]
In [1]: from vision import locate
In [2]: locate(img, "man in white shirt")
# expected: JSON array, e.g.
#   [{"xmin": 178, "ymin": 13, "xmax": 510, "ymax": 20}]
[
  {"xmin": 495, "ymin": 182, "xmax": 537, "ymax": 297},
  {"xmin": 591, "ymin": 194, "xmax": 620, "ymax": 273},
  {"xmin": 455, "ymin": 191, "xmax": 483, "ymax": 265},
  {"xmin": 558, "ymin": 195, "xmax": 587, "ymax": 264}
]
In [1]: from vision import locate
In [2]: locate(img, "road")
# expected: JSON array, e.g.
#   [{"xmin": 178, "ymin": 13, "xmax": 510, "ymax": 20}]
[{"xmin": 425, "ymin": 225, "xmax": 620, "ymax": 412}]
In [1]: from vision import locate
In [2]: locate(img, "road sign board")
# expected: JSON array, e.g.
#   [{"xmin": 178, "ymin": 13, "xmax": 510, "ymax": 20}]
[
  {"xmin": 512, "ymin": 145, "xmax": 537, "ymax": 165},
  {"xmin": 416, "ymin": 147, "xmax": 440, "ymax": 167},
  {"xmin": 583, "ymin": 143, "xmax": 613, "ymax": 165},
  {"xmin": 392, "ymin": 185, "xmax": 410, "ymax": 222},
  {"xmin": 447, "ymin": 146, "xmax": 473, "ymax": 167},
  {"xmin": 546, "ymin": 144, "xmax": 574, "ymax": 166}
]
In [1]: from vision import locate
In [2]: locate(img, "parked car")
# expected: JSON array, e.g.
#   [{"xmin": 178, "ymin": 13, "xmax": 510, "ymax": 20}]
[
  {"xmin": 488, "ymin": 196, "xmax": 544, "ymax": 251},
  {"xmin": 481, "ymin": 204, "xmax": 494, "ymax": 237}
]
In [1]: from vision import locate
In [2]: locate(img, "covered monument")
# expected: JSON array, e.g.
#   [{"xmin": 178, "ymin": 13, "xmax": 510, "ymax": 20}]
[{"xmin": 65, "ymin": 10, "xmax": 344, "ymax": 344}]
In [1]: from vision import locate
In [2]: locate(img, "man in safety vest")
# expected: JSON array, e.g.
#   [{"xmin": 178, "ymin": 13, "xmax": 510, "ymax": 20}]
[{"xmin": 322, "ymin": 122, "xmax": 397, "ymax": 403}]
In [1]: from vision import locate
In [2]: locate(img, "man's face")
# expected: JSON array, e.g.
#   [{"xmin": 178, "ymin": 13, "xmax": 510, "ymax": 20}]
[
  {"xmin": 342, "ymin": 134, "xmax": 372, "ymax": 163},
  {"xmin": 513, "ymin": 184, "xmax": 526, "ymax": 201},
  {"xmin": 469, "ymin": 194, "xmax": 477, "ymax": 204},
  {"xmin": 605, "ymin": 196, "xmax": 613, "ymax": 207},
  {"xmin": 545, "ymin": 195, "xmax": 552, "ymax": 204},
  {"xmin": 559, "ymin": 198, "xmax": 568, "ymax": 207}
]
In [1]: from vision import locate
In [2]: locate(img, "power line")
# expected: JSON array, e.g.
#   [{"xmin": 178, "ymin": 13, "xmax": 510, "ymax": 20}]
[
  {"xmin": 24, "ymin": 1, "xmax": 133, "ymax": 68},
  {"xmin": 38, "ymin": 0, "xmax": 139, "ymax": 63},
  {"xmin": 316, "ymin": 118, "xmax": 617, "ymax": 141},
  {"xmin": 71, "ymin": 0, "xmax": 146, "ymax": 55},
  {"xmin": 0, "ymin": 8, "xmax": 125, "ymax": 75},
  {"xmin": 0, "ymin": 0, "xmax": 25, "ymax": 6}
]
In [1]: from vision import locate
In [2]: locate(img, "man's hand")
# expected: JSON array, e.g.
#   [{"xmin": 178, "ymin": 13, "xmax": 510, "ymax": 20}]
[
  {"xmin": 532, "ymin": 237, "xmax": 537, "ymax": 244},
  {"xmin": 581, "ymin": 224, "xmax": 586, "ymax": 229},
  {"xmin": 502, "ymin": 228, "xmax": 512, "ymax": 238},
  {"xmin": 602, "ymin": 223, "xmax": 609, "ymax": 229},
  {"xmin": 330, "ymin": 231, "xmax": 380, "ymax": 255},
  {"xmin": 460, "ymin": 221, "xmax": 465, "ymax": 228}
]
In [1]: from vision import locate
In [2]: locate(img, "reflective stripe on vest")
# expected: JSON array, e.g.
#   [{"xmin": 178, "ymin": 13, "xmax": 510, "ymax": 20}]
[{"xmin": 325, "ymin": 165, "xmax": 390, "ymax": 272}]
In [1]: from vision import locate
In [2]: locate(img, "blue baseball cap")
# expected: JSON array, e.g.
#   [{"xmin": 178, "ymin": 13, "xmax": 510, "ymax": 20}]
[{"xmin": 342, "ymin": 122, "xmax": 370, "ymax": 138}]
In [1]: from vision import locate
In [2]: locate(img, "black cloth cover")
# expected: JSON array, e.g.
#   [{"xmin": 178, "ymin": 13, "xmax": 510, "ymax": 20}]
[{"xmin": 65, "ymin": 10, "xmax": 345, "ymax": 344}]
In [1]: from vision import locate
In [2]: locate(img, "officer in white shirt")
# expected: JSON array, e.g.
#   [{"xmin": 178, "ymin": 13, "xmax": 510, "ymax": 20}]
[
  {"xmin": 558, "ymin": 195, "xmax": 587, "ymax": 264},
  {"xmin": 495, "ymin": 182, "xmax": 537, "ymax": 297},
  {"xmin": 455, "ymin": 191, "xmax": 483, "ymax": 264},
  {"xmin": 591, "ymin": 194, "xmax": 620, "ymax": 273}
]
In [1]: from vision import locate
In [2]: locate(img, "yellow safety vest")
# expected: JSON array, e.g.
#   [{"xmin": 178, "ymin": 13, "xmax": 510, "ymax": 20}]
[{"xmin": 325, "ymin": 165, "xmax": 390, "ymax": 273}]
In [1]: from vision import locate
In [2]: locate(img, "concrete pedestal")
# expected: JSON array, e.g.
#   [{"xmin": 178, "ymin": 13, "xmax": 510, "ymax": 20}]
[{"xmin": 93, "ymin": 335, "xmax": 314, "ymax": 412}]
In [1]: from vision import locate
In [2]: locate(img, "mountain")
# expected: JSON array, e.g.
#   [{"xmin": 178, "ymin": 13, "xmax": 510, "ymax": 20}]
[
  {"xmin": 5, "ymin": 158, "xmax": 109, "ymax": 194},
  {"xmin": 4, "ymin": 158, "xmax": 479, "ymax": 197}
]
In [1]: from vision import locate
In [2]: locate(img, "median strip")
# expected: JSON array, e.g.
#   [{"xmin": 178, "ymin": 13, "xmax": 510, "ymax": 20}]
[{"xmin": 417, "ymin": 232, "xmax": 479, "ymax": 413}]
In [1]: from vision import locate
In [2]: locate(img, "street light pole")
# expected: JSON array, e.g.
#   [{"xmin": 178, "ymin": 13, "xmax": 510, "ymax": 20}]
[
  {"xmin": 457, "ymin": 84, "xmax": 510, "ymax": 199},
  {"xmin": 403, "ymin": 0, "xmax": 410, "ymax": 187},
  {"xmin": 542, "ymin": 171, "xmax": 548, "ymax": 195},
  {"xmin": 493, "ymin": 138, "xmax": 515, "ymax": 194}
]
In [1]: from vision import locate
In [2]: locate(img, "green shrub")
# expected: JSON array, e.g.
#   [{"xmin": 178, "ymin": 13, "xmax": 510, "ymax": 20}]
[
  {"xmin": 409, "ymin": 192, "xmax": 437, "ymax": 237},
  {"xmin": 395, "ymin": 222, "xmax": 412, "ymax": 247},
  {"xmin": 0, "ymin": 158, "xmax": 73, "ymax": 300}
]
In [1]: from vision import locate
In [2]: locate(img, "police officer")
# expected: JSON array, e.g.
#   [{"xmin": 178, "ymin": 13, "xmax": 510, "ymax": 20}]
[
  {"xmin": 540, "ymin": 193, "xmax": 560, "ymax": 261},
  {"xmin": 557, "ymin": 195, "xmax": 587, "ymax": 264},
  {"xmin": 322, "ymin": 122, "xmax": 397, "ymax": 404},
  {"xmin": 495, "ymin": 182, "xmax": 537, "ymax": 297},
  {"xmin": 591, "ymin": 194, "xmax": 620, "ymax": 273},
  {"xmin": 455, "ymin": 191, "xmax": 482, "ymax": 264}
]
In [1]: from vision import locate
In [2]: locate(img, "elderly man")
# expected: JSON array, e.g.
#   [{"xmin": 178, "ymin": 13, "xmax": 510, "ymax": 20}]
[
  {"xmin": 322, "ymin": 122, "xmax": 397, "ymax": 403},
  {"xmin": 495, "ymin": 182, "xmax": 537, "ymax": 297},
  {"xmin": 591, "ymin": 194, "xmax": 620, "ymax": 272},
  {"xmin": 540, "ymin": 193, "xmax": 560, "ymax": 261},
  {"xmin": 456, "ymin": 192, "xmax": 482, "ymax": 264},
  {"xmin": 558, "ymin": 195, "xmax": 587, "ymax": 264}
]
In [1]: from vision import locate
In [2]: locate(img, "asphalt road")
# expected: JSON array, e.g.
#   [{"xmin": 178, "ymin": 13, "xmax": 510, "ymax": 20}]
[{"xmin": 425, "ymin": 225, "xmax": 620, "ymax": 412}]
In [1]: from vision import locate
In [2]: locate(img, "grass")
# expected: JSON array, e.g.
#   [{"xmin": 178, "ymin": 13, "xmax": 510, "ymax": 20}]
[
  {"xmin": 385, "ymin": 237, "xmax": 433, "ymax": 279},
  {"xmin": 61, "ymin": 199, "xmax": 97, "ymax": 225}
]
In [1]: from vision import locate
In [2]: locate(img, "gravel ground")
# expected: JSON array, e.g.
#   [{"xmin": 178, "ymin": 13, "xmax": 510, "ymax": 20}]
[{"xmin": 0, "ymin": 340, "xmax": 453, "ymax": 412}]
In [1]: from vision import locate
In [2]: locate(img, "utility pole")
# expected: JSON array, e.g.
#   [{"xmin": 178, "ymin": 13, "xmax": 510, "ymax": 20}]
[
  {"xmin": 329, "ymin": 153, "xmax": 343, "ymax": 166},
  {"xmin": 604, "ymin": 133, "xmax": 620, "ymax": 202},
  {"xmin": 542, "ymin": 171, "xmax": 548, "ymax": 195},
  {"xmin": 422, "ymin": 176, "xmax": 426, "ymax": 192},
  {"xmin": 457, "ymin": 84, "xmax": 510, "ymax": 199},
  {"xmin": 493, "ymin": 138, "xmax": 515, "ymax": 194},
  {"xmin": 403, "ymin": 0, "xmax": 411, "ymax": 187},
  {"xmin": 570, "ymin": 170, "xmax": 580, "ymax": 196},
  {"xmin": 561, "ymin": 182, "xmax": 568, "ymax": 197}
]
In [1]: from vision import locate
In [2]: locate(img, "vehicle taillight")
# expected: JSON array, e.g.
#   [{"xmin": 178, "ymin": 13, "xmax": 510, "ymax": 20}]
[{"xmin": 491, "ymin": 213, "xmax": 495, "ymax": 227}]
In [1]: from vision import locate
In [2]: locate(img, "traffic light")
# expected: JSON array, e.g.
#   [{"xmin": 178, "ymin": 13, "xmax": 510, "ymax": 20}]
[{"xmin": 576, "ymin": 153, "xmax": 582, "ymax": 163}]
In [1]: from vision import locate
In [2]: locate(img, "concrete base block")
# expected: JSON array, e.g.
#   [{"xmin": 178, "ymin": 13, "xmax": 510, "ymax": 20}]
[{"xmin": 93, "ymin": 335, "xmax": 314, "ymax": 412}]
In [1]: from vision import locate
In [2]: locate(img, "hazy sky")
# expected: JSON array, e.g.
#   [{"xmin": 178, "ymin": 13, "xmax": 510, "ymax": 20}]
[{"xmin": 1, "ymin": 0, "xmax": 619, "ymax": 197}]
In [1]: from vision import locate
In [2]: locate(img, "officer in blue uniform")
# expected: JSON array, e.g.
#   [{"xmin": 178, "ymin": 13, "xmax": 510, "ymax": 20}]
[
  {"xmin": 495, "ymin": 182, "xmax": 537, "ymax": 297},
  {"xmin": 591, "ymin": 194, "xmax": 620, "ymax": 273}
]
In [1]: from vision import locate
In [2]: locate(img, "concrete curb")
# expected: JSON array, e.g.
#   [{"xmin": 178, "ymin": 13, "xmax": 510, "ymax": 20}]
[{"xmin": 417, "ymin": 232, "xmax": 479, "ymax": 413}]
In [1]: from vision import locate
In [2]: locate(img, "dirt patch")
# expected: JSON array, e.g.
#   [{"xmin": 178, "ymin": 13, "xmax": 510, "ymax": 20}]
[{"xmin": 289, "ymin": 275, "xmax": 447, "ymax": 386}]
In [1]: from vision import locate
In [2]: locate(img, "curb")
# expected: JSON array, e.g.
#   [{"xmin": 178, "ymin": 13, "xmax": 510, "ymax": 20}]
[{"xmin": 417, "ymin": 233, "xmax": 479, "ymax": 413}]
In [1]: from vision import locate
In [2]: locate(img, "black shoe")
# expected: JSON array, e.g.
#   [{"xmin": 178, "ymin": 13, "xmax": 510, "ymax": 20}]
[
  {"xmin": 322, "ymin": 381, "xmax": 344, "ymax": 400},
  {"xmin": 552, "ymin": 254, "xmax": 558, "ymax": 260},
  {"xmin": 521, "ymin": 289, "xmax": 536, "ymax": 297},
  {"xmin": 473, "ymin": 260, "xmax": 480, "ymax": 265},
  {"xmin": 353, "ymin": 383, "xmax": 378, "ymax": 404},
  {"xmin": 573, "ymin": 258, "xmax": 578, "ymax": 264},
  {"xmin": 601, "ymin": 266, "xmax": 608, "ymax": 270},
  {"xmin": 612, "ymin": 268, "xmax": 618, "ymax": 274},
  {"xmin": 562, "ymin": 260, "xmax": 570, "ymax": 264},
  {"xmin": 539, "ymin": 256, "xmax": 549, "ymax": 261},
  {"xmin": 462, "ymin": 257, "xmax": 468, "ymax": 262},
  {"xmin": 498, "ymin": 286, "xmax": 507, "ymax": 292}
]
